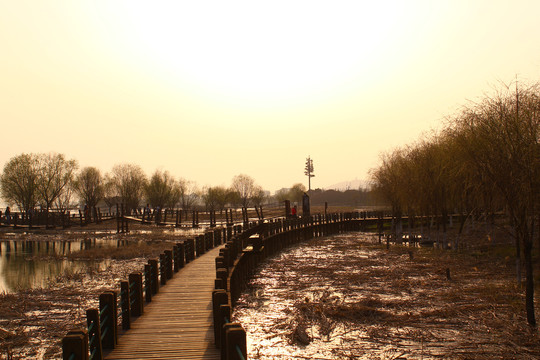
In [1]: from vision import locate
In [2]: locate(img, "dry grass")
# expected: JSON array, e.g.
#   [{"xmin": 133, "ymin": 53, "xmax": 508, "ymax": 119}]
[{"xmin": 234, "ymin": 229, "xmax": 540, "ymax": 359}]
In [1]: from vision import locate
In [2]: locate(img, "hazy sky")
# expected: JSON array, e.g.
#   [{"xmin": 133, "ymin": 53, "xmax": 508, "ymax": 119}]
[{"xmin": 1, "ymin": 1, "xmax": 539, "ymax": 192}]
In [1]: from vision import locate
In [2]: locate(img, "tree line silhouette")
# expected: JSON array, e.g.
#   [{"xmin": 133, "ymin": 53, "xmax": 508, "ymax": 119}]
[{"xmin": 370, "ymin": 81, "xmax": 539, "ymax": 325}]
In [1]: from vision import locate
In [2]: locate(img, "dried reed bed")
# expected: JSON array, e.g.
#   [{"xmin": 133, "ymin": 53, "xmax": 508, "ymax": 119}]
[{"xmin": 234, "ymin": 232, "xmax": 540, "ymax": 359}]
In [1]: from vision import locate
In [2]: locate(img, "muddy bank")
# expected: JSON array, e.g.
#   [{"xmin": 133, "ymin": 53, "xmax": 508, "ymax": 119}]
[{"xmin": 234, "ymin": 233, "xmax": 540, "ymax": 359}]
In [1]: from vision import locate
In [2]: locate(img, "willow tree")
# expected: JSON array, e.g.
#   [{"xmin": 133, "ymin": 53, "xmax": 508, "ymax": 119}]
[
  {"xmin": 201, "ymin": 186, "xmax": 229, "ymax": 213},
  {"xmin": 289, "ymin": 183, "xmax": 307, "ymax": 204},
  {"xmin": 370, "ymin": 149, "xmax": 406, "ymax": 241},
  {"xmin": 451, "ymin": 83, "xmax": 539, "ymax": 325},
  {"xmin": 145, "ymin": 170, "xmax": 177, "ymax": 210}
]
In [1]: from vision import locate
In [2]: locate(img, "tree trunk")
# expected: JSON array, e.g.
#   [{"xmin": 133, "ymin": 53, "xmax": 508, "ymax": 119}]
[
  {"xmin": 523, "ymin": 235, "xmax": 536, "ymax": 326},
  {"xmin": 45, "ymin": 205, "xmax": 50, "ymax": 229}
]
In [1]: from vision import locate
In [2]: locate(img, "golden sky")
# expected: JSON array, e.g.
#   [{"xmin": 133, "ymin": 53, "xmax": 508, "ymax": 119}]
[{"xmin": 1, "ymin": 1, "xmax": 539, "ymax": 192}]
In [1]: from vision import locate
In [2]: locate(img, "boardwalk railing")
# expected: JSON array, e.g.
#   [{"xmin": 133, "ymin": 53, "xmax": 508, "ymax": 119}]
[
  {"xmin": 62, "ymin": 212, "xmax": 396, "ymax": 360},
  {"xmin": 212, "ymin": 213, "xmax": 362, "ymax": 358},
  {"xmin": 61, "ymin": 221, "xmax": 260, "ymax": 360}
]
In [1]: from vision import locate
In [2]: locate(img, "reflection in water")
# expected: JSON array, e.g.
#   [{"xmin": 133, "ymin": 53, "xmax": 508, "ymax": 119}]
[{"xmin": 0, "ymin": 238, "xmax": 121, "ymax": 293}]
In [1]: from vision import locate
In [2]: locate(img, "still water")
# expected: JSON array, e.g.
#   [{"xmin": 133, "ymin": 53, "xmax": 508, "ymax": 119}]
[{"xmin": 0, "ymin": 236, "xmax": 123, "ymax": 293}]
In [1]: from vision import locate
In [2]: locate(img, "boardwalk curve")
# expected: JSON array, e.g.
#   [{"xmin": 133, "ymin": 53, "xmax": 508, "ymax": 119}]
[{"xmin": 104, "ymin": 246, "xmax": 223, "ymax": 360}]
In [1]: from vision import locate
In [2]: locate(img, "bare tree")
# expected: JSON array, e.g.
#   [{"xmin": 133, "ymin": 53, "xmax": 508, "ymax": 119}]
[
  {"xmin": 231, "ymin": 174, "xmax": 257, "ymax": 210},
  {"xmin": 55, "ymin": 177, "xmax": 75, "ymax": 217},
  {"xmin": 74, "ymin": 166, "xmax": 105, "ymax": 219},
  {"xmin": 109, "ymin": 164, "xmax": 147, "ymax": 214},
  {"xmin": 0, "ymin": 153, "xmax": 39, "ymax": 214},
  {"xmin": 178, "ymin": 178, "xmax": 199, "ymax": 215},
  {"xmin": 35, "ymin": 153, "xmax": 78, "ymax": 227}
]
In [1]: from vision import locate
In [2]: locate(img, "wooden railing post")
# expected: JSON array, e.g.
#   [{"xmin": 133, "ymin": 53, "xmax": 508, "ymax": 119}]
[
  {"xmin": 120, "ymin": 281, "xmax": 131, "ymax": 330},
  {"xmin": 99, "ymin": 292, "xmax": 117, "ymax": 349},
  {"xmin": 62, "ymin": 328, "xmax": 89, "ymax": 360},
  {"xmin": 219, "ymin": 304, "xmax": 232, "ymax": 357},
  {"xmin": 225, "ymin": 324, "xmax": 247, "ymax": 360},
  {"xmin": 215, "ymin": 256, "xmax": 226, "ymax": 271},
  {"xmin": 212, "ymin": 289, "xmax": 228, "ymax": 347},
  {"xmin": 159, "ymin": 254, "xmax": 167, "ymax": 285},
  {"xmin": 144, "ymin": 264, "xmax": 152, "ymax": 302},
  {"xmin": 216, "ymin": 268, "xmax": 228, "ymax": 291},
  {"xmin": 148, "ymin": 259, "xmax": 159, "ymax": 294},
  {"xmin": 165, "ymin": 250, "xmax": 173, "ymax": 279},
  {"xmin": 227, "ymin": 226, "xmax": 233, "ymax": 241},
  {"xmin": 205, "ymin": 232, "xmax": 213, "ymax": 251},
  {"xmin": 196, "ymin": 235, "xmax": 205, "ymax": 256},
  {"xmin": 173, "ymin": 246, "xmax": 179, "ymax": 272},
  {"xmin": 176, "ymin": 242, "xmax": 185, "ymax": 268},
  {"xmin": 129, "ymin": 272, "xmax": 144, "ymax": 317},
  {"xmin": 86, "ymin": 308, "xmax": 103, "ymax": 360},
  {"xmin": 187, "ymin": 239, "xmax": 195, "ymax": 262}
]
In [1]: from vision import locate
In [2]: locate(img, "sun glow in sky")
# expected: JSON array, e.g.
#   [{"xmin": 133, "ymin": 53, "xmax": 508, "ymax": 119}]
[{"xmin": 1, "ymin": 1, "xmax": 540, "ymax": 192}]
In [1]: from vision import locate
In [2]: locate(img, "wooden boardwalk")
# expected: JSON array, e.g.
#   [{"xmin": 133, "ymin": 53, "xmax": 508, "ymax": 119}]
[{"xmin": 104, "ymin": 245, "xmax": 223, "ymax": 360}]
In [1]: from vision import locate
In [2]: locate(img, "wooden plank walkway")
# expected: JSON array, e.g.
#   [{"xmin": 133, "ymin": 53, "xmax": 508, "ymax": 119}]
[{"xmin": 104, "ymin": 245, "xmax": 223, "ymax": 360}]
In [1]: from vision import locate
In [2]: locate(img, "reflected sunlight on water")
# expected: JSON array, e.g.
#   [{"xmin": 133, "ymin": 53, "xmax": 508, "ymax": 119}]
[{"xmin": 0, "ymin": 238, "xmax": 118, "ymax": 293}]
